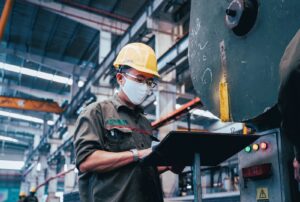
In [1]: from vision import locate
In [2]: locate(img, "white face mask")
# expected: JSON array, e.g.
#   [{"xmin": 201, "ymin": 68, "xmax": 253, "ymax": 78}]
[{"xmin": 121, "ymin": 76, "xmax": 150, "ymax": 105}]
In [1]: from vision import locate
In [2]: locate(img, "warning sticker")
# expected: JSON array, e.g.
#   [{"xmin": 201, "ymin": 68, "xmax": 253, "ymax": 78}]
[{"xmin": 256, "ymin": 187, "xmax": 269, "ymax": 202}]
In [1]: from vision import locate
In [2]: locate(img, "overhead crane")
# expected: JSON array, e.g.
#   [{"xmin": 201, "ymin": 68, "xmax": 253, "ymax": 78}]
[{"xmin": 0, "ymin": 96, "xmax": 63, "ymax": 114}]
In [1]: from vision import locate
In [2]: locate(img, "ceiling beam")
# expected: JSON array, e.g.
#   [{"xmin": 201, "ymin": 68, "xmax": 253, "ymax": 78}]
[
  {"xmin": 0, "ymin": 118, "xmax": 42, "ymax": 133},
  {"xmin": 0, "ymin": 83, "xmax": 69, "ymax": 104},
  {"xmin": 41, "ymin": 15, "xmax": 60, "ymax": 61},
  {"xmin": 25, "ymin": 6, "xmax": 39, "ymax": 52},
  {"xmin": 0, "ymin": 46, "xmax": 90, "ymax": 78},
  {"xmin": 60, "ymin": 24, "xmax": 80, "ymax": 60},
  {"xmin": 77, "ymin": 31, "xmax": 99, "ymax": 66},
  {"xmin": 0, "ymin": 141, "xmax": 29, "ymax": 149},
  {"xmin": 0, "ymin": 123, "xmax": 42, "ymax": 136},
  {"xmin": 25, "ymin": 0, "xmax": 129, "ymax": 35},
  {"xmin": 0, "ymin": 131, "xmax": 34, "ymax": 141}
]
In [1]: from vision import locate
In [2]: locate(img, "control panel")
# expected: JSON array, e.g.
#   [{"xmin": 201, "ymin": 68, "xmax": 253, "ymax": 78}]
[{"xmin": 239, "ymin": 129, "xmax": 298, "ymax": 202}]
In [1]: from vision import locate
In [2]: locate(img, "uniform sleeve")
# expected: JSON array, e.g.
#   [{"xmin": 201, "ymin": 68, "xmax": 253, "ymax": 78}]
[
  {"xmin": 73, "ymin": 103, "xmax": 105, "ymax": 169},
  {"xmin": 278, "ymin": 29, "xmax": 300, "ymax": 160},
  {"xmin": 278, "ymin": 67, "xmax": 300, "ymax": 160},
  {"xmin": 294, "ymin": 146, "xmax": 300, "ymax": 161}
]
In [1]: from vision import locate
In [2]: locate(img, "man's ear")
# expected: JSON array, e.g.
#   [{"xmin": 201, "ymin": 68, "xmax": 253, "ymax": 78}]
[{"xmin": 116, "ymin": 73, "xmax": 124, "ymax": 86}]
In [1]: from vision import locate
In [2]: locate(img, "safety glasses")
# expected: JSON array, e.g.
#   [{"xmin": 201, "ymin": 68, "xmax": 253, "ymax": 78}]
[{"xmin": 123, "ymin": 72, "xmax": 157, "ymax": 88}]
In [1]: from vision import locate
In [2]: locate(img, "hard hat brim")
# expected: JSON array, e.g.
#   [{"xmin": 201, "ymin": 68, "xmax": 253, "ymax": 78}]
[{"xmin": 114, "ymin": 63, "xmax": 160, "ymax": 78}]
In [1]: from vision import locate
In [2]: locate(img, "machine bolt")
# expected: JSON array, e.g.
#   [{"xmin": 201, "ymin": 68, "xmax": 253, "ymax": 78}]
[{"xmin": 226, "ymin": 9, "xmax": 236, "ymax": 17}]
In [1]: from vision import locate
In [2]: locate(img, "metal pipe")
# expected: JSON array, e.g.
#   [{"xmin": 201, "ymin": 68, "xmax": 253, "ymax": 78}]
[
  {"xmin": 0, "ymin": 0, "xmax": 14, "ymax": 40},
  {"xmin": 24, "ymin": 0, "xmax": 126, "ymax": 33},
  {"xmin": 151, "ymin": 97, "xmax": 203, "ymax": 129},
  {"xmin": 193, "ymin": 153, "xmax": 202, "ymax": 202},
  {"xmin": 36, "ymin": 167, "xmax": 75, "ymax": 190},
  {"xmin": 58, "ymin": 0, "xmax": 133, "ymax": 23}
]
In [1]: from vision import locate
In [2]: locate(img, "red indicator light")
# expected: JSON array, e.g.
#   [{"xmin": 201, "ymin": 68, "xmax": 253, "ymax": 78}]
[{"xmin": 260, "ymin": 142, "xmax": 268, "ymax": 150}]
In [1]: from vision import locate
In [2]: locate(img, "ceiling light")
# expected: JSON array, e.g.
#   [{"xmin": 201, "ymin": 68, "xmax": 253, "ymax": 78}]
[
  {"xmin": 53, "ymin": 75, "xmax": 73, "ymax": 85},
  {"xmin": 20, "ymin": 67, "xmax": 37, "ymax": 76},
  {"xmin": 36, "ymin": 71, "xmax": 53, "ymax": 80},
  {"xmin": 47, "ymin": 120, "xmax": 55, "ymax": 126},
  {"xmin": 0, "ymin": 160, "xmax": 24, "ymax": 170},
  {"xmin": 0, "ymin": 62, "xmax": 21, "ymax": 73},
  {"xmin": 0, "ymin": 135, "xmax": 19, "ymax": 143},
  {"xmin": 0, "ymin": 62, "xmax": 73, "ymax": 85},
  {"xmin": 78, "ymin": 80, "xmax": 84, "ymax": 88},
  {"xmin": 0, "ymin": 110, "xmax": 44, "ymax": 124}
]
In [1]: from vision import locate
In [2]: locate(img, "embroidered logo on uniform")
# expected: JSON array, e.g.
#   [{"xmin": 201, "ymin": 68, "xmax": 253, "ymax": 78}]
[
  {"xmin": 105, "ymin": 119, "xmax": 151, "ymax": 136},
  {"xmin": 106, "ymin": 119, "xmax": 128, "ymax": 126}
]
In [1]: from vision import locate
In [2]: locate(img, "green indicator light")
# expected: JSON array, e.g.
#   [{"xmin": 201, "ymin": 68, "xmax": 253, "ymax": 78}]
[{"xmin": 244, "ymin": 146, "xmax": 251, "ymax": 153}]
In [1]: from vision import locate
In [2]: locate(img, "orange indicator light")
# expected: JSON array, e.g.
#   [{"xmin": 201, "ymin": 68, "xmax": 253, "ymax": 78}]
[{"xmin": 252, "ymin": 144, "xmax": 259, "ymax": 151}]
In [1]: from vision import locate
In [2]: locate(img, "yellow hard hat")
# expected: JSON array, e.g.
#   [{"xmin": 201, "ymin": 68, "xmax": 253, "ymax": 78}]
[
  {"xmin": 19, "ymin": 191, "xmax": 26, "ymax": 197},
  {"xmin": 113, "ymin": 42, "xmax": 160, "ymax": 78},
  {"xmin": 30, "ymin": 187, "xmax": 36, "ymax": 192}
]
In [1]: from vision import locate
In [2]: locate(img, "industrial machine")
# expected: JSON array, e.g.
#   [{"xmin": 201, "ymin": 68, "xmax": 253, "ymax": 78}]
[
  {"xmin": 189, "ymin": 0, "xmax": 300, "ymax": 121},
  {"xmin": 187, "ymin": 0, "xmax": 300, "ymax": 201},
  {"xmin": 238, "ymin": 129, "xmax": 297, "ymax": 202}
]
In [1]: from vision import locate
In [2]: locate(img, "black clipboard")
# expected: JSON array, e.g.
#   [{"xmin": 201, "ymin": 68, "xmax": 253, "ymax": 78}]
[{"xmin": 141, "ymin": 131, "xmax": 261, "ymax": 166}]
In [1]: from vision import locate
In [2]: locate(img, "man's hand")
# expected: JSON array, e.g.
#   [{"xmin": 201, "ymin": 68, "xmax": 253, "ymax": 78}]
[
  {"xmin": 169, "ymin": 164, "xmax": 185, "ymax": 174},
  {"xmin": 138, "ymin": 148, "xmax": 152, "ymax": 159},
  {"xmin": 157, "ymin": 165, "xmax": 186, "ymax": 174},
  {"xmin": 293, "ymin": 158, "xmax": 300, "ymax": 182}
]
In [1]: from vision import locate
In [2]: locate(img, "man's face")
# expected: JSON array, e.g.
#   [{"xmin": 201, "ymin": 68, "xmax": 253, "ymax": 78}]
[{"xmin": 116, "ymin": 67, "xmax": 156, "ymax": 105}]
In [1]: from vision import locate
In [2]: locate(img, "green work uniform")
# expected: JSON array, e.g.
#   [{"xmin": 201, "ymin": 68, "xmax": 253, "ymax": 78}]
[{"xmin": 73, "ymin": 94, "xmax": 163, "ymax": 202}]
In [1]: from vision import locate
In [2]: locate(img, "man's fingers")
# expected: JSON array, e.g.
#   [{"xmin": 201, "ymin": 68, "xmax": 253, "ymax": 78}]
[{"xmin": 293, "ymin": 158, "xmax": 300, "ymax": 182}]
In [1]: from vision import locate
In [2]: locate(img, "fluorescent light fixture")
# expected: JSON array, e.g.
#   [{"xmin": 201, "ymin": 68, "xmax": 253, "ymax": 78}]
[
  {"xmin": 36, "ymin": 71, "xmax": 53, "ymax": 80},
  {"xmin": 78, "ymin": 80, "xmax": 84, "ymax": 88},
  {"xmin": 53, "ymin": 75, "xmax": 73, "ymax": 85},
  {"xmin": 0, "ymin": 160, "xmax": 24, "ymax": 170},
  {"xmin": 0, "ymin": 62, "xmax": 21, "ymax": 73},
  {"xmin": 0, "ymin": 110, "xmax": 44, "ymax": 124},
  {"xmin": 0, "ymin": 62, "xmax": 73, "ymax": 85},
  {"xmin": 0, "ymin": 135, "xmax": 19, "ymax": 143},
  {"xmin": 47, "ymin": 120, "xmax": 55, "ymax": 126},
  {"xmin": 20, "ymin": 67, "xmax": 37, "ymax": 76}
]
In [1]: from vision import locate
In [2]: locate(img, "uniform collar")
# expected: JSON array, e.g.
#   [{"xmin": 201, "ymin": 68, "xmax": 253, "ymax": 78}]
[{"xmin": 111, "ymin": 93, "xmax": 144, "ymax": 114}]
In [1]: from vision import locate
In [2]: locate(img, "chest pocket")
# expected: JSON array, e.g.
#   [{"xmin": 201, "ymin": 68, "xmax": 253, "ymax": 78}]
[{"xmin": 104, "ymin": 126, "xmax": 134, "ymax": 152}]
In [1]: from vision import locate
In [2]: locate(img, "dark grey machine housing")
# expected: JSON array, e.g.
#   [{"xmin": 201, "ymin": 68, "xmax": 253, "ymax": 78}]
[{"xmin": 188, "ymin": 0, "xmax": 300, "ymax": 121}]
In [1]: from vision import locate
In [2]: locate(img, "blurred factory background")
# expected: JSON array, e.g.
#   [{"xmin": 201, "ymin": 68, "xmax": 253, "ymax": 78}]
[{"xmin": 0, "ymin": 0, "xmax": 299, "ymax": 202}]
